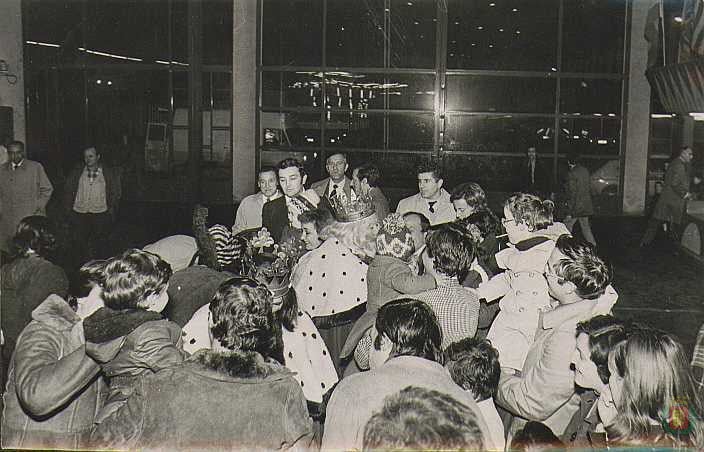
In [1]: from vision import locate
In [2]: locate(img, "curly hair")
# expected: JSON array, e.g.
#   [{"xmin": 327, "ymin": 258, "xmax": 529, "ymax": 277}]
[
  {"xmin": 425, "ymin": 225, "xmax": 475, "ymax": 281},
  {"xmin": 416, "ymin": 160, "xmax": 442, "ymax": 181},
  {"xmin": 298, "ymin": 207, "xmax": 334, "ymax": 233},
  {"xmin": 12, "ymin": 215, "xmax": 58, "ymax": 259},
  {"xmin": 504, "ymin": 192, "xmax": 554, "ymax": 231},
  {"xmin": 450, "ymin": 182, "xmax": 488, "ymax": 210},
  {"xmin": 553, "ymin": 235, "xmax": 612, "ymax": 300},
  {"xmin": 319, "ymin": 214, "xmax": 379, "ymax": 260},
  {"xmin": 444, "ymin": 337, "xmax": 500, "ymax": 401},
  {"xmin": 575, "ymin": 315, "xmax": 628, "ymax": 385},
  {"xmin": 363, "ymin": 386, "xmax": 484, "ymax": 451},
  {"xmin": 209, "ymin": 276, "xmax": 278, "ymax": 359},
  {"xmin": 374, "ymin": 298, "xmax": 443, "ymax": 364},
  {"xmin": 355, "ymin": 163, "xmax": 382, "ymax": 187},
  {"xmin": 277, "ymin": 157, "xmax": 306, "ymax": 178},
  {"xmin": 101, "ymin": 248, "xmax": 172, "ymax": 310}
]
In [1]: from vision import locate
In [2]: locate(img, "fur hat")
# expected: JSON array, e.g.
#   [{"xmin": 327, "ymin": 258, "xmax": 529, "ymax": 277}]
[
  {"xmin": 376, "ymin": 213, "xmax": 415, "ymax": 262},
  {"xmin": 208, "ymin": 225, "xmax": 237, "ymax": 267}
]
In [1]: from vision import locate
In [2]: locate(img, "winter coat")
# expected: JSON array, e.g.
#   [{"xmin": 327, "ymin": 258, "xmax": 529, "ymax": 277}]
[
  {"xmin": 1, "ymin": 255, "xmax": 68, "ymax": 352},
  {"xmin": 566, "ymin": 164, "xmax": 594, "ymax": 217},
  {"xmin": 164, "ymin": 265, "xmax": 233, "ymax": 327},
  {"xmin": 91, "ymin": 349, "xmax": 315, "ymax": 450},
  {"xmin": 63, "ymin": 164, "xmax": 122, "ymax": 219},
  {"xmin": 1, "ymin": 295, "xmax": 107, "ymax": 450},
  {"xmin": 653, "ymin": 157, "xmax": 691, "ymax": 224}
]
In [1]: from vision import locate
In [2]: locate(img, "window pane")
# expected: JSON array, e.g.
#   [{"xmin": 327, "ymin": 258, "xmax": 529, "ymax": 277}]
[
  {"xmin": 86, "ymin": 0, "xmax": 169, "ymax": 66},
  {"xmin": 262, "ymin": 72, "xmax": 323, "ymax": 109},
  {"xmin": 172, "ymin": 0, "xmax": 188, "ymax": 63},
  {"xmin": 326, "ymin": 0, "xmax": 384, "ymax": 67},
  {"xmin": 24, "ymin": 0, "xmax": 83, "ymax": 65},
  {"xmin": 389, "ymin": 0, "xmax": 436, "ymax": 68},
  {"xmin": 262, "ymin": 0, "xmax": 323, "ymax": 66},
  {"xmin": 326, "ymin": 112, "xmax": 433, "ymax": 150},
  {"xmin": 649, "ymin": 117, "xmax": 681, "ymax": 157},
  {"xmin": 261, "ymin": 111, "xmax": 322, "ymax": 148},
  {"xmin": 203, "ymin": 0, "xmax": 233, "ymax": 65},
  {"xmin": 562, "ymin": 0, "xmax": 626, "ymax": 73},
  {"xmin": 445, "ymin": 116, "xmax": 555, "ymax": 153},
  {"xmin": 260, "ymin": 150, "xmax": 323, "ymax": 181},
  {"xmin": 560, "ymin": 79, "xmax": 622, "ymax": 116},
  {"xmin": 558, "ymin": 118, "xmax": 621, "ymax": 156},
  {"xmin": 443, "ymin": 154, "xmax": 554, "ymax": 194},
  {"xmin": 325, "ymin": 73, "xmax": 435, "ymax": 111},
  {"xmin": 446, "ymin": 76, "xmax": 555, "ymax": 113},
  {"xmin": 447, "ymin": 0, "xmax": 559, "ymax": 71}
]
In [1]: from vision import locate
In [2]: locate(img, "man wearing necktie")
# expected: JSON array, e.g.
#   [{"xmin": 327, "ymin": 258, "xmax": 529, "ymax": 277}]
[
  {"xmin": 262, "ymin": 158, "xmax": 320, "ymax": 242},
  {"xmin": 311, "ymin": 153, "xmax": 355, "ymax": 203},
  {"xmin": 520, "ymin": 146, "xmax": 553, "ymax": 199},
  {"xmin": 396, "ymin": 161, "xmax": 456, "ymax": 226},
  {"xmin": 232, "ymin": 166, "xmax": 282, "ymax": 234},
  {"xmin": 0, "ymin": 141, "xmax": 54, "ymax": 253}
]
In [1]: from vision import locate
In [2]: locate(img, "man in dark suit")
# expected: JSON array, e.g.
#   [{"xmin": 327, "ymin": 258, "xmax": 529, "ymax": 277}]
[
  {"xmin": 311, "ymin": 153, "xmax": 355, "ymax": 202},
  {"xmin": 262, "ymin": 158, "xmax": 320, "ymax": 242},
  {"xmin": 640, "ymin": 146, "xmax": 699, "ymax": 247},
  {"xmin": 519, "ymin": 146, "xmax": 554, "ymax": 199}
]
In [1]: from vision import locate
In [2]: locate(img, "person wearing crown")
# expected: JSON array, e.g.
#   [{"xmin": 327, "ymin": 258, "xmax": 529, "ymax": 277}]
[
  {"xmin": 291, "ymin": 192, "xmax": 380, "ymax": 375},
  {"xmin": 262, "ymin": 158, "xmax": 320, "ymax": 242},
  {"xmin": 396, "ymin": 160, "xmax": 456, "ymax": 226}
]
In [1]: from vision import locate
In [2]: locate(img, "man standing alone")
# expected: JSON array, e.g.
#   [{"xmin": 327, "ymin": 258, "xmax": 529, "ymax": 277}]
[
  {"xmin": 0, "ymin": 141, "xmax": 53, "ymax": 252},
  {"xmin": 640, "ymin": 146, "xmax": 700, "ymax": 247},
  {"xmin": 64, "ymin": 146, "xmax": 121, "ymax": 261}
]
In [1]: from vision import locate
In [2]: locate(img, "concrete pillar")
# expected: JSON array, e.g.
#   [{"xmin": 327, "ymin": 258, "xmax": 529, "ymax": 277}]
[
  {"xmin": 622, "ymin": 0, "xmax": 657, "ymax": 215},
  {"xmin": 0, "ymin": 0, "xmax": 25, "ymax": 144},
  {"xmin": 232, "ymin": 0, "xmax": 257, "ymax": 202}
]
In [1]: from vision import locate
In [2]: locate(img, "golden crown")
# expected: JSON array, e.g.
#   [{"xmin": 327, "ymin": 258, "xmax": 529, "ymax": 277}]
[{"xmin": 329, "ymin": 192, "xmax": 376, "ymax": 223}]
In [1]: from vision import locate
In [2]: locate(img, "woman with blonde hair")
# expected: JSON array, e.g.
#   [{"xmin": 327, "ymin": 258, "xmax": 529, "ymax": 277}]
[{"xmin": 604, "ymin": 327, "xmax": 703, "ymax": 448}]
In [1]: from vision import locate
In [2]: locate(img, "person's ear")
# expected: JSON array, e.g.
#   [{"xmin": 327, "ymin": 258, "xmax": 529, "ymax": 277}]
[
  {"xmin": 302, "ymin": 174, "xmax": 308, "ymax": 186},
  {"xmin": 361, "ymin": 177, "xmax": 369, "ymax": 187},
  {"xmin": 437, "ymin": 178, "xmax": 444, "ymax": 189},
  {"xmin": 562, "ymin": 279, "xmax": 577, "ymax": 295}
]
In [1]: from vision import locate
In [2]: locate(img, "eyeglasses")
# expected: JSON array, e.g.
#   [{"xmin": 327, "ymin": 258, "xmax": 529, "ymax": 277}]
[{"xmin": 501, "ymin": 218, "xmax": 515, "ymax": 226}]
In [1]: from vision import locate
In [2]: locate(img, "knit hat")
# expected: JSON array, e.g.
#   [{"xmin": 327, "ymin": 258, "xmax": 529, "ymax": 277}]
[
  {"xmin": 208, "ymin": 225, "xmax": 236, "ymax": 267},
  {"xmin": 376, "ymin": 213, "xmax": 415, "ymax": 262}
]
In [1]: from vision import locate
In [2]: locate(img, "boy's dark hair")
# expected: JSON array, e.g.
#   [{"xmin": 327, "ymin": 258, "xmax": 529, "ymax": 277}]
[
  {"xmin": 416, "ymin": 160, "xmax": 442, "ymax": 181},
  {"xmin": 402, "ymin": 211, "xmax": 431, "ymax": 232},
  {"xmin": 67, "ymin": 259, "xmax": 107, "ymax": 308},
  {"xmin": 512, "ymin": 421, "xmax": 564, "ymax": 450},
  {"xmin": 576, "ymin": 315, "xmax": 628, "ymax": 384},
  {"xmin": 444, "ymin": 337, "xmax": 500, "ymax": 401},
  {"xmin": 355, "ymin": 163, "xmax": 382, "ymax": 187},
  {"xmin": 554, "ymin": 235, "xmax": 612, "ymax": 300},
  {"xmin": 450, "ymin": 182, "xmax": 488, "ymax": 210},
  {"xmin": 374, "ymin": 298, "xmax": 443, "ymax": 364},
  {"xmin": 425, "ymin": 225, "xmax": 475, "ymax": 281},
  {"xmin": 298, "ymin": 207, "xmax": 334, "ymax": 232},
  {"xmin": 504, "ymin": 192, "xmax": 554, "ymax": 231},
  {"xmin": 363, "ymin": 386, "xmax": 484, "ymax": 451},
  {"xmin": 12, "ymin": 215, "xmax": 58, "ymax": 259},
  {"xmin": 277, "ymin": 158, "xmax": 306, "ymax": 178},
  {"xmin": 101, "ymin": 248, "xmax": 173, "ymax": 310},
  {"xmin": 209, "ymin": 276, "xmax": 277, "ymax": 358}
]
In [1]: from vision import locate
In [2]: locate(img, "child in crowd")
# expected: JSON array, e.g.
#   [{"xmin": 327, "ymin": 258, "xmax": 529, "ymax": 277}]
[
  {"xmin": 478, "ymin": 193, "xmax": 569, "ymax": 371},
  {"xmin": 83, "ymin": 249, "xmax": 185, "ymax": 422},
  {"xmin": 445, "ymin": 337, "xmax": 505, "ymax": 452},
  {"xmin": 340, "ymin": 213, "xmax": 436, "ymax": 361}
]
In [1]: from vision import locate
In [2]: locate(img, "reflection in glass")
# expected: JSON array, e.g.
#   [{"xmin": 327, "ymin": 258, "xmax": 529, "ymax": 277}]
[
  {"xmin": 324, "ymin": 73, "xmax": 435, "ymax": 110},
  {"xmin": 447, "ymin": 0, "xmax": 559, "ymax": 71},
  {"xmin": 560, "ymin": 79, "xmax": 622, "ymax": 116},
  {"xmin": 559, "ymin": 119, "xmax": 621, "ymax": 156},
  {"xmin": 445, "ymin": 116, "xmax": 554, "ymax": 153},
  {"xmin": 262, "ymin": 0, "xmax": 323, "ymax": 66},
  {"xmin": 262, "ymin": 72, "xmax": 324, "ymax": 109},
  {"xmin": 562, "ymin": 0, "xmax": 626, "ymax": 73},
  {"xmin": 443, "ymin": 155, "xmax": 554, "ymax": 193},
  {"xmin": 446, "ymin": 76, "xmax": 555, "ymax": 113},
  {"xmin": 326, "ymin": 112, "xmax": 433, "ymax": 151},
  {"xmin": 24, "ymin": 0, "xmax": 83, "ymax": 65},
  {"xmin": 260, "ymin": 112, "xmax": 322, "ymax": 148}
]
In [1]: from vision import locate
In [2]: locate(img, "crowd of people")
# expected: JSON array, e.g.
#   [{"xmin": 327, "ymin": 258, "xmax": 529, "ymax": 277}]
[{"xmin": 1, "ymin": 148, "xmax": 703, "ymax": 451}]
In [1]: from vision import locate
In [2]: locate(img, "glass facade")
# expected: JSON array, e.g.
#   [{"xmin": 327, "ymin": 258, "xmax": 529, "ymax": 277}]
[
  {"xmin": 259, "ymin": 0, "xmax": 629, "ymax": 213},
  {"xmin": 23, "ymin": 0, "xmax": 233, "ymax": 204}
]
